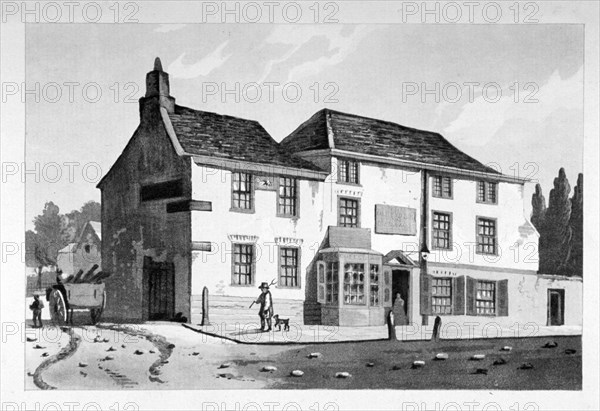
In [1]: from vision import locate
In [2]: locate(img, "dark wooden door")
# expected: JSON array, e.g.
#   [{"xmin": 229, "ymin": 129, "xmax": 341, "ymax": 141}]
[
  {"xmin": 547, "ymin": 289, "xmax": 565, "ymax": 326},
  {"xmin": 144, "ymin": 257, "xmax": 175, "ymax": 321}
]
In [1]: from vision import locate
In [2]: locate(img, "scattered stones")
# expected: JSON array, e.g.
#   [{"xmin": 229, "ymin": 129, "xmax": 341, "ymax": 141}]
[
  {"xmin": 161, "ymin": 360, "xmax": 169, "ymax": 364},
  {"xmin": 290, "ymin": 370, "xmax": 304, "ymax": 377},
  {"xmin": 167, "ymin": 343, "xmax": 175, "ymax": 349},
  {"xmin": 191, "ymin": 352, "xmax": 200, "ymax": 356},
  {"xmin": 104, "ymin": 355, "xmax": 115, "ymax": 361},
  {"xmin": 519, "ymin": 362, "xmax": 534, "ymax": 370},
  {"xmin": 307, "ymin": 352, "xmax": 322, "ymax": 359},
  {"xmin": 27, "ymin": 371, "xmax": 34, "ymax": 377},
  {"xmin": 134, "ymin": 349, "xmax": 145, "ymax": 355},
  {"xmin": 26, "ymin": 337, "xmax": 37, "ymax": 342},
  {"xmin": 93, "ymin": 336, "xmax": 102, "ymax": 343},
  {"xmin": 79, "ymin": 362, "xmax": 88, "ymax": 367},
  {"xmin": 219, "ymin": 362, "xmax": 232, "ymax": 369},
  {"xmin": 493, "ymin": 358, "xmax": 507, "ymax": 366},
  {"xmin": 411, "ymin": 361, "xmax": 425, "ymax": 369},
  {"xmin": 435, "ymin": 353, "xmax": 449, "ymax": 360},
  {"xmin": 103, "ymin": 338, "xmax": 110, "ymax": 343},
  {"xmin": 565, "ymin": 349, "xmax": 577, "ymax": 355},
  {"xmin": 41, "ymin": 352, "xmax": 49, "ymax": 357},
  {"xmin": 80, "ymin": 371, "xmax": 88, "ymax": 377},
  {"xmin": 392, "ymin": 364, "xmax": 403, "ymax": 371},
  {"xmin": 366, "ymin": 362, "xmax": 375, "ymax": 367},
  {"xmin": 218, "ymin": 373, "xmax": 234, "ymax": 379},
  {"xmin": 33, "ymin": 344, "xmax": 46, "ymax": 349},
  {"xmin": 149, "ymin": 350, "xmax": 156, "ymax": 354},
  {"xmin": 543, "ymin": 341, "xmax": 558, "ymax": 348},
  {"xmin": 474, "ymin": 368, "xmax": 488, "ymax": 375},
  {"xmin": 121, "ymin": 344, "xmax": 127, "ymax": 349},
  {"xmin": 471, "ymin": 354, "xmax": 486, "ymax": 361},
  {"xmin": 261, "ymin": 365, "xmax": 278, "ymax": 372},
  {"xmin": 335, "ymin": 372, "xmax": 351, "ymax": 378},
  {"xmin": 107, "ymin": 346, "xmax": 117, "ymax": 352},
  {"xmin": 500, "ymin": 346, "xmax": 513, "ymax": 352}
]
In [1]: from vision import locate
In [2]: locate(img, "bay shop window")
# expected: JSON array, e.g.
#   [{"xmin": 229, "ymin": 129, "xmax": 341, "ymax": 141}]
[{"xmin": 316, "ymin": 251, "xmax": 392, "ymax": 326}]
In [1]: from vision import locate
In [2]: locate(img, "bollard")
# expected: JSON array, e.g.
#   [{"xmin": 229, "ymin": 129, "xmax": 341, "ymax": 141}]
[
  {"xmin": 201, "ymin": 286, "xmax": 209, "ymax": 326},
  {"xmin": 432, "ymin": 315, "xmax": 442, "ymax": 342},
  {"xmin": 387, "ymin": 310, "xmax": 396, "ymax": 341}
]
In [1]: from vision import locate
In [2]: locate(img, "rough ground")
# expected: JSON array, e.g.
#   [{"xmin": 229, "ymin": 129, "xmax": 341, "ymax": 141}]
[{"xmin": 25, "ymin": 318, "xmax": 581, "ymax": 390}]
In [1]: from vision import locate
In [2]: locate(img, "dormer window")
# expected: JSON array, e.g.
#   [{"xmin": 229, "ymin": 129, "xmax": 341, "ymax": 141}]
[
  {"xmin": 338, "ymin": 159, "xmax": 359, "ymax": 184},
  {"xmin": 432, "ymin": 176, "xmax": 452, "ymax": 199}
]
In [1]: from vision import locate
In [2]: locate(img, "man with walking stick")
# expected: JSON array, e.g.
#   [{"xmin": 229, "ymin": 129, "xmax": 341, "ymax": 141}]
[{"xmin": 250, "ymin": 281, "xmax": 274, "ymax": 332}]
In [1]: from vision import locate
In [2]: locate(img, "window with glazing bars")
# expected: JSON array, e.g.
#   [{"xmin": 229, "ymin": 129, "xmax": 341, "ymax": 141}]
[
  {"xmin": 326, "ymin": 262, "xmax": 339, "ymax": 304},
  {"xmin": 279, "ymin": 247, "xmax": 299, "ymax": 287},
  {"xmin": 477, "ymin": 218, "xmax": 497, "ymax": 254},
  {"xmin": 476, "ymin": 281, "xmax": 496, "ymax": 315},
  {"xmin": 232, "ymin": 243, "xmax": 253, "ymax": 285},
  {"xmin": 278, "ymin": 177, "xmax": 297, "ymax": 216},
  {"xmin": 343, "ymin": 263, "xmax": 365, "ymax": 305},
  {"xmin": 232, "ymin": 172, "xmax": 252, "ymax": 210},
  {"xmin": 431, "ymin": 277, "xmax": 452, "ymax": 314},
  {"xmin": 370, "ymin": 264, "xmax": 380, "ymax": 306},
  {"xmin": 477, "ymin": 181, "xmax": 497, "ymax": 204},
  {"xmin": 432, "ymin": 176, "xmax": 452, "ymax": 198},
  {"xmin": 432, "ymin": 212, "xmax": 452, "ymax": 249},
  {"xmin": 339, "ymin": 198, "xmax": 359, "ymax": 227},
  {"xmin": 338, "ymin": 159, "xmax": 359, "ymax": 184}
]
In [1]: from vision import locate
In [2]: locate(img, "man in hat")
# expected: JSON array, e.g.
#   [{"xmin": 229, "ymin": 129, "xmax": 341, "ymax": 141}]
[
  {"xmin": 30, "ymin": 293, "xmax": 44, "ymax": 328},
  {"xmin": 255, "ymin": 282, "xmax": 273, "ymax": 332}
]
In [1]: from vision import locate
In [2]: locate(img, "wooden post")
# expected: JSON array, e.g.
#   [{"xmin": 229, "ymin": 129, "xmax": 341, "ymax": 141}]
[
  {"xmin": 432, "ymin": 315, "xmax": 441, "ymax": 342},
  {"xmin": 387, "ymin": 310, "xmax": 396, "ymax": 341},
  {"xmin": 200, "ymin": 286, "xmax": 209, "ymax": 326}
]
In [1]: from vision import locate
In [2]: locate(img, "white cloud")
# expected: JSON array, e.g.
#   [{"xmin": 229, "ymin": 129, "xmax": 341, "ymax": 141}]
[
  {"xmin": 258, "ymin": 25, "xmax": 378, "ymax": 83},
  {"xmin": 167, "ymin": 41, "xmax": 232, "ymax": 79},
  {"xmin": 444, "ymin": 67, "xmax": 583, "ymax": 147},
  {"xmin": 154, "ymin": 24, "xmax": 187, "ymax": 33}
]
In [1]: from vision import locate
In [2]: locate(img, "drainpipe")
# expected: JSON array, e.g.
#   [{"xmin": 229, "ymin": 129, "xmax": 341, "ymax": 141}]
[{"xmin": 420, "ymin": 169, "xmax": 429, "ymax": 326}]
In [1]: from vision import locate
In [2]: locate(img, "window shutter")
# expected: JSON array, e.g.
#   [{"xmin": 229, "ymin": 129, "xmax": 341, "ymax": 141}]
[
  {"xmin": 453, "ymin": 275, "xmax": 465, "ymax": 315},
  {"xmin": 497, "ymin": 279, "xmax": 509, "ymax": 316},
  {"xmin": 317, "ymin": 261, "xmax": 326, "ymax": 304},
  {"xmin": 382, "ymin": 268, "xmax": 392, "ymax": 307},
  {"xmin": 466, "ymin": 276, "xmax": 477, "ymax": 316},
  {"xmin": 420, "ymin": 274, "xmax": 432, "ymax": 315}
]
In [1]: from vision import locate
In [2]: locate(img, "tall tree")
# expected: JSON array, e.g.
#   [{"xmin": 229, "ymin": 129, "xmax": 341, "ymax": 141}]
[
  {"xmin": 540, "ymin": 168, "xmax": 572, "ymax": 274},
  {"xmin": 531, "ymin": 183, "xmax": 547, "ymax": 231},
  {"xmin": 566, "ymin": 173, "xmax": 583, "ymax": 277}
]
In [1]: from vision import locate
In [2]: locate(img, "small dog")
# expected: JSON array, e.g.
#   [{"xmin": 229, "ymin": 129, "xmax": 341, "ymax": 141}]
[{"xmin": 273, "ymin": 314, "xmax": 290, "ymax": 331}]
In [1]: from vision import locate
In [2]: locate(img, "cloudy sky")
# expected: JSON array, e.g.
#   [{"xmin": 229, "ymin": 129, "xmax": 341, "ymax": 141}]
[{"xmin": 25, "ymin": 23, "xmax": 583, "ymax": 228}]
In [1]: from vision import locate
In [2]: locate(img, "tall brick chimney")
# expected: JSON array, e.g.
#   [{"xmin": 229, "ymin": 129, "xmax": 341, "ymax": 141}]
[{"xmin": 139, "ymin": 57, "xmax": 175, "ymax": 119}]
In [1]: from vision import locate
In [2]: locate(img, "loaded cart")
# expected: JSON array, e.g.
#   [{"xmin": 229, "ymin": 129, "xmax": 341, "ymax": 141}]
[{"xmin": 47, "ymin": 264, "xmax": 109, "ymax": 325}]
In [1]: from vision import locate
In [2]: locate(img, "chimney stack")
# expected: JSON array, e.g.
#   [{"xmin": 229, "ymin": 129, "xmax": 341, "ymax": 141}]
[{"xmin": 139, "ymin": 57, "xmax": 175, "ymax": 118}]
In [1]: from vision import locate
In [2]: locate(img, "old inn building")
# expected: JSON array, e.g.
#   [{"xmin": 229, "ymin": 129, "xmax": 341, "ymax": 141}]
[{"xmin": 98, "ymin": 59, "xmax": 582, "ymax": 329}]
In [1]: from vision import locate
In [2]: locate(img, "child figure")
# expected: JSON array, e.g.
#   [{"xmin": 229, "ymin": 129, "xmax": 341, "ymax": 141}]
[{"xmin": 30, "ymin": 294, "xmax": 44, "ymax": 328}]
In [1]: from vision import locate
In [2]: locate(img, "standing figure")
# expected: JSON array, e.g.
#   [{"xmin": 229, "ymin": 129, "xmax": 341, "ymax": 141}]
[
  {"xmin": 30, "ymin": 294, "xmax": 44, "ymax": 328},
  {"xmin": 255, "ymin": 282, "xmax": 273, "ymax": 332},
  {"xmin": 392, "ymin": 293, "xmax": 408, "ymax": 325}
]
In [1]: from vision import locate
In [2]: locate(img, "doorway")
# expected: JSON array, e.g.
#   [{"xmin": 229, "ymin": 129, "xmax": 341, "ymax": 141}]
[
  {"xmin": 144, "ymin": 257, "xmax": 175, "ymax": 321},
  {"xmin": 547, "ymin": 289, "xmax": 565, "ymax": 326},
  {"xmin": 392, "ymin": 269, "xmax": 410, "ymax": 317}
]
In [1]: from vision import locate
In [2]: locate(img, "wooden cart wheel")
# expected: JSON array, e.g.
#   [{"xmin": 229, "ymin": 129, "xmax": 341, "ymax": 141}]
[
  {"xmin": 49, "ymin": 289, "xmax": 67, "ymax": 326},
  {"xmin": 90, "ymin": 291, "xmax": 106, "ymax": 325}
]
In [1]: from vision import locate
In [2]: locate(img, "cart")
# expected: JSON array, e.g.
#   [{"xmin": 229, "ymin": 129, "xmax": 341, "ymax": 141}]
[{"xmin": 48, "ymin": 282, "xmax": 106, "ymax": 325}]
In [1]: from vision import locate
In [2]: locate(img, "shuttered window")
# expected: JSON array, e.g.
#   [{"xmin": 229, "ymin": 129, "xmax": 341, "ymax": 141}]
[
  {"xmin": 466, "ymin": 277, "xmax": 509, "ymax": 316},
  {"xmin": 476, "ymin": 281, "xmax": 496, "ymax": 315},
  {"xmin": 431, "ymin": 277, "xmax": 452, "ymax": 314}
]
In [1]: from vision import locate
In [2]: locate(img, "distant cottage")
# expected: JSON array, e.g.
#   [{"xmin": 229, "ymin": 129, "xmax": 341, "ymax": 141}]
[
  {"xmin": 57, "ymin": 221, "xmax": 102, "ymax": 275},
  {"xmin": 97, "ymin": 58, "xmax": 581, "ymax": 328}
]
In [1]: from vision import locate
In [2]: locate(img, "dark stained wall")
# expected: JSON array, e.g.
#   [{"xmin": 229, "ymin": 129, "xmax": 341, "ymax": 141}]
[{"xmin": 99, "ymin": 96, "xmax": 192, "ymax": 322}]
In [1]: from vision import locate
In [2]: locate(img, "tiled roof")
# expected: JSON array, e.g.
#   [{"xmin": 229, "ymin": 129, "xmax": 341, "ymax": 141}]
[
  {"xmin": 280, "ymin": 109, "xmax": 500, "ymax": 175},
  {"xmin": 168, "ymin": 105, "xmax": 324, "ymax": 172}
]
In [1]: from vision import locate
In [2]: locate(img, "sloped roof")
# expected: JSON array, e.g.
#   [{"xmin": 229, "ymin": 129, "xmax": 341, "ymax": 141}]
[
  {"xmin": 280, "ymin": 109, "xmax": 500, "ymax": 175},
  {"xmin": 89, "ymin": 221, "xmax": 101, "ymax": 241},
  {"xmin": 59, "ymin": 243, "xmax": 78, "ymax": 253},
  {"xmin": 168, "ymin": 105, "xmax": 324, "ymax": 172}
]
